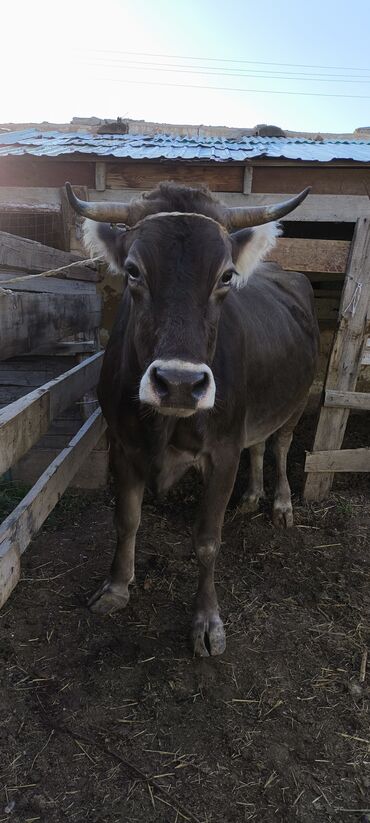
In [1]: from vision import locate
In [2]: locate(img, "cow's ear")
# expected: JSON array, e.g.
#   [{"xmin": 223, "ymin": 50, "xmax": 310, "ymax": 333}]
[
  {"xmin": 230, "ymin": 221, "xmax": 281, "ymax": 287},
  {"xmin": 83, "ymin": 219, "xmax": 129, "ymax": 274}
]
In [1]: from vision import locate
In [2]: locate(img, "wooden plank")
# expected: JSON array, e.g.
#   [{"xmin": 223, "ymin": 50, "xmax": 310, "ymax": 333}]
[
  {"xmin": 313, "ymin": 298, "xmax": 339, "ymax": 323},
  {"xmin": 0, "ymin": 271, "xmax": 96, "ymax": 295},
  {"xmin": 243, "ymin": 167, "xmax": 252, "ymax": 194},
  {"xmin": 252, "ymin": 165, "xmax": 370, "ymax": 196},
  {"xmin": 106, "ymin": 162, "xmax": 244, "ymax": 192},
  {"xmin": 325, "ymin": 389, "xmax": 370, "ymax": 410},
  {"xmin": 26, "ymin": 340, "xmax": 97, "ymax": 356},
  {"xmin": 95, "ymin": 162, "xmax": 106, "ymax": 191},
  {"xmin": 0, "ymin": 409, "xmax": 107, "ymax": 608},
  {"xmin": 60, "ymin": 185, "xmax": 91, "ymax": 256},
  {"xmin": 0, "ymin": 230, "xmax": 94, "ymax": 276},
  {"xmin": 266, "ymin": 238, "xmax": 350, "ymax": 274},
  {"xmin": 0, "ymin": 291, "xmax": 101, "ymax": 360},
  {"xmin": 0, "ymin": 187, "xmax": 61, "ymax": 212},
  {"xmin": 304, "ymin": 217, "xmax": 370, "ymax": 501},
  {"xmin": 0, "ymin": 157, "xmax": 95, "ymax": 188},
  {"xmin": 361, "ymin": 337, "xmax": 370, "ymax": 365},
  {"xmin": 88, "ymin": 189, "xmax": 370, "ymax": 223},
  {"xmin": 0, "ymin": 352, "xmax": 103, "ymax": 475},
  {"xmin": 305, "ymin": 448, "xmax": 370, "ymax": 473},
  {"xmin": 12, "ymin": 445, "xmax": 108, "ymax": 488}
]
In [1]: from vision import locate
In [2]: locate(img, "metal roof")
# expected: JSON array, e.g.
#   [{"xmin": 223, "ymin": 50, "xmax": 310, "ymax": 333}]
[{"xmin": 1, "ymin": 129, "xmax": 370, "ymax": 163}]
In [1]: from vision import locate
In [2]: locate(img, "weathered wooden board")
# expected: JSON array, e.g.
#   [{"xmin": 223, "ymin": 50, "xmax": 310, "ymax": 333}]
[
  {"xmin": 0, "ymin": 409, "xmax": 107, "ymax": 609},
  {"xmin": 0, "ymin": 352, "xmax": 103, "ymax": 475},
  {"xmin": 305, "ymin": 448, "xmax": 370, "ymax": 472},
  {"xmin": 0, "ymin": 230, "xmax": 93, "ymax": 276},
  {"xmin": 0, "ymin": 291, "xmax": 102, "ymax": 360},
  {"xmin": 106, "ymin": 162, "xmax": 244, "ymax": 192},
  {"xmin": 0, "ymin": 186, "xmax": 61, "ymax": 212},
  {"xmin": 361, "ymin": 337, "xmax": 370, "ymax": 365},
  {"xmin": 325, "ymin": 389, "xmax": 370, "ymax": 410},
  {"xmin": 304, "ymin": 217, "xmax": 370, "ymax": 501},
  {"xmin": 26, "ymin": 340, "xmax": 97, "ymax": 356},
  {"xmin": 252, "ymin": 165, "xmax": 370, "ymax": 196},
  {"xmin": 0, "ymin": 157, "xmax": 95, "ymax": 188},
  {"xmin": 266, "ymin": 238, "xmax": 350, "ymax": 274},
  {"xmin": 0, "ymin": 271, "xmax": 96, "ymax": 295},
  {"xmin": 12, "ymin": 444, "xmax": 108, "ymax": 488},
  {"xmin": 89, "ymin": 188, "xmax": 370, "ymax": 223}
]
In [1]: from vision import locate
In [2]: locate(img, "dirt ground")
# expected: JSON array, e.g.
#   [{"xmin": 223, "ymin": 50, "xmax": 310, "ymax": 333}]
[{"xmin": 0, "ymin": 415, "xmax": 369, "ymax": 823}]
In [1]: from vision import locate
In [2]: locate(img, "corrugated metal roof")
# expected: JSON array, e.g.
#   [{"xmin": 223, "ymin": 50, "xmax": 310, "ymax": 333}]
[{"xmin": 1, "ymin": 129, "xmax": 370, "ymax": 163}]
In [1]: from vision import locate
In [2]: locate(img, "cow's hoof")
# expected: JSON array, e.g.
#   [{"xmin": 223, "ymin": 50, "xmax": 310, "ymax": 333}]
[
  {"xmin": 191, "ymin": 616, "xmax": 226, "ymax": 657},
  {"xmin": 273, "ymin": 501, "xmax": 294, "ymax": 528},
  {"xmin": 239, "ymin": 491, "xmax": 263, "ymax": 514},
  {"xmin": 88, "ymin": 579, "xmax": 130, "ymax": 614}
]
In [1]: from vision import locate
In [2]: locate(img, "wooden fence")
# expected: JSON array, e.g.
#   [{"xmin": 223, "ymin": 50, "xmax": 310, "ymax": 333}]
[{"xmin": 0, "ymin": 229, "xmax": 105, "ymax": 608}]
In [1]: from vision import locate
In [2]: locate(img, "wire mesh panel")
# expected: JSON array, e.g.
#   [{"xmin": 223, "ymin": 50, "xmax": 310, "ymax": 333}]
[{"xmin": 0, "ymin": 210, "xmax": 64, "ymax": 249}]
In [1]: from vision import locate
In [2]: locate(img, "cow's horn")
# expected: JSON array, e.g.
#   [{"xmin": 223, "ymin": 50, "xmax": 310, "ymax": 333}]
[
  {"xmin": 225, "ymin": 187, "xmax": 311, "ymax": 228},
  {"xmin": 65, "ymin": 183, "xmax": 131, "ymax": 223}
]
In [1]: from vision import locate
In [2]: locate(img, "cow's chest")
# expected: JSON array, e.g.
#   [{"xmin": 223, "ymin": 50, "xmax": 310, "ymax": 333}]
[{"xmin": 147, "ymin": 419, "xmax": 206, "ymax": 495}]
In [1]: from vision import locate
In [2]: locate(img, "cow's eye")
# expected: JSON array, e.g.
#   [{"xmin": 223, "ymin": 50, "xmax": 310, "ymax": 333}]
[
  {"xmin": 220, "ymin": 269, "xmax": 234, "ymax": 286},
  {"xmin": 125, "ymin": 262, "xmax": 141, "ymax": 281}
]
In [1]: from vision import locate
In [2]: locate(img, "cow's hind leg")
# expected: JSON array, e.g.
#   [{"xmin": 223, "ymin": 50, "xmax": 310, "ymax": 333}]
[
  {"xmin": 272, "ymin": 397, "xmax": 308, "ymax": 528},
  {"xmin": 88, "ymin": 446, "xmax": 144, "ymax": 614},
  {"xmin": 239, "ymin": 441, "xmax": 265, "ymax": 513},
  {"xmin": 191, "ymin": 451, "xmax": 239, "ymax": 657}
]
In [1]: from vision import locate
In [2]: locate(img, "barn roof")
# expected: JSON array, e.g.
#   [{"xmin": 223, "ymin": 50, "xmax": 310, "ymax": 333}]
[{"xmin": 1, "ymin": 129, "xmax": 370, "ymax": 163}]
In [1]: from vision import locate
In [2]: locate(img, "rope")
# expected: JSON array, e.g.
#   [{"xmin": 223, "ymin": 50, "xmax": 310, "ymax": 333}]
[
  {"xmin": 342, "ymin": 273, "xmax": 363, "ymax": 317},
  {"xmin": 0, "ymin": 255, "xmax": 102, "ymax": 292}
]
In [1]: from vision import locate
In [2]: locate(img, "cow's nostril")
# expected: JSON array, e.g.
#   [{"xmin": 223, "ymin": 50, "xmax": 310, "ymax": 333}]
[
  {"xmin": 192, "ymin": 372, "xmax": 209, "ymax": 400},
  {"xmin": 152, "ymin": 367, "xmax": 169, "ymax": 398}
]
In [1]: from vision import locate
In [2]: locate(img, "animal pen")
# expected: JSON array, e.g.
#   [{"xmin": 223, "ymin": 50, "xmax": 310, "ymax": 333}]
[{"xmin": 0, "ymin": 128, "xmax": 369, "ymax": 611}]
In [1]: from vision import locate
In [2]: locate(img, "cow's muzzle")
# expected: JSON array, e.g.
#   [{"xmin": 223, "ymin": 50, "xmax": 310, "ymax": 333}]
[{"xmin": 139, "ymin": 359, "xmax": 216, "ymax": 416}]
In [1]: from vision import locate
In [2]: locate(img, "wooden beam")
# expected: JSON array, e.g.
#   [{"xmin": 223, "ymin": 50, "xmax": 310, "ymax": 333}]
[
  {"xmin": 0, "ymin": 157, "xmax": 95, "ymax": 188},
  {"xmin": 266, "ymin": 237, "xmax": 350, "ymax": 274},
  {"xmin": 325, "ymin": 389, "xmax": 370, "ymax": 410},
  {"xmin": 305, "ymin": 448, "xmax": 370, "ymax": 473},
  {"xmin": 26, "ymin": 340, "xmax": 97, "ymax": 356},
  {"xmin": 252, "ymin": 165, "xmax": 370, "ymax": 196},
  {"xmin": 0, "ymin": 271, "xmax": 96, "ymax": 295},
  {"xmin": 243, "ymin": 167, "xmax": 252, "ymax": 194},
  {"xmin": 304, "ymin": 217, "xmax": 370, "ymax": 501},
  {"xmin": 0, "ymin": 409, "xmax": 107, "ymax": 609},
  {"xmin": 106, "ymin": 162, "xmax": 244, "ymax": 192},
  {"xmin": 0, "ymin": 187, "xmax": 61, "ymax": 212},
  {"xmin": 0, "ymin": 230, "xmax": 93, "ymax": 277},
  {"xmin": 0, "ymin": 291, "xmax": 101, "ymax": 360},
  {"xmin": 88, "ymin": 189, "xmax": 370, "ymax": 223},
  {"xmin": 95, "ymin": 162, "xmax": 106, "ymax": 191},
  {"xmin": 0, "ymin": 352, "xmax": 103, "ymax": 475},
  {"xmin": 361, "ymin": 337, "xmax": 370, "ymax": 365}
]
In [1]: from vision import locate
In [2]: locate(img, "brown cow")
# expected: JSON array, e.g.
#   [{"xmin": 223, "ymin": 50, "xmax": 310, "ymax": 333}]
[{"xmin": 66, "ymin": 182, "xmax": 319, "ymax": 656}]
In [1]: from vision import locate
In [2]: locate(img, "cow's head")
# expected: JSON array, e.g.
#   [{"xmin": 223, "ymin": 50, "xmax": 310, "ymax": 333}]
[{"xmin": 66, "ymin": 182, "xmax": 309, "ymax": 417}]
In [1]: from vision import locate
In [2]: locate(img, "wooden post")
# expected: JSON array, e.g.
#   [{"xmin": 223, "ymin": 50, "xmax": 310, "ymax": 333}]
[
  {"xmin": 304, "ymin": 217, "xmax": 370, "ymax": 501},
  {"xmin": 95, "ymin": 162, "xmax": 106, "ymax": 192},
  {"xmin": 243, "ymin": 166, "xmax": 253, "ymax": 194}
]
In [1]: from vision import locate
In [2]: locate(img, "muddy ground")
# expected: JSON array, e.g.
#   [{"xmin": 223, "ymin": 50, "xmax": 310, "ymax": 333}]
[{"xmin": 0, "ymin": 415, "xmax": 369, "ymax": 823}]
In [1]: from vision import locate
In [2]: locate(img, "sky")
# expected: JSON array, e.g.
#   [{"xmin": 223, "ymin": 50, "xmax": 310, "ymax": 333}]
[{"xmin": 1, "ymin": 0, "xmax": 370, "ymax": 133}]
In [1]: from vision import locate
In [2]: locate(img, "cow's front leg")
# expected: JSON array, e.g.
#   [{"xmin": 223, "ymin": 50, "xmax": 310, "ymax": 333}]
[
  {"xmin": 191, "ymin": 453, "xmax": 239, "ymax": 657},
  {"xmin": 88, "ymin": 458, "xmax": 144, "ymax": 615}
]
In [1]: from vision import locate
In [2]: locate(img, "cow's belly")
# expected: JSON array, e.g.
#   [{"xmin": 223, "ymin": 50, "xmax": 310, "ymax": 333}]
[{"xmin": 242, "ymin": 385, "xmax": 309, "ymax": 448}]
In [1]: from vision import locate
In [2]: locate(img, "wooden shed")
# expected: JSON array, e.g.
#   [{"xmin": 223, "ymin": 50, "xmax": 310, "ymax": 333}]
[{"xmin": 0, "ymin": 126, "xmax": 370, "ymax": 490}]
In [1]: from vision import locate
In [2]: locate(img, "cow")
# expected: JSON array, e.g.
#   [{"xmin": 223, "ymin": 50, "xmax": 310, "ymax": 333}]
[{"xmin": 66, "ymin": 181, "xmax": 319, "ymax": 657}]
